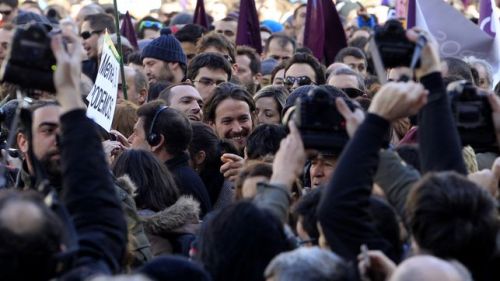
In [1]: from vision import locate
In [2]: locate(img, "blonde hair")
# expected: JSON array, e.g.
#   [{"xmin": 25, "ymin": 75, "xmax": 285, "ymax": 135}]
[{"xmin": 112, "ymin": 100, "xmax": 138, "ymax": 138}]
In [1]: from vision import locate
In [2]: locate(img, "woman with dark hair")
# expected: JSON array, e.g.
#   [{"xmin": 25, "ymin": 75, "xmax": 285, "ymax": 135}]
[
  {"xmin": 253, "ymin": 86, "xmax": 288, "ymax": 125},
  {"xmin": 112, "ymin": 150, "xmax": 200, "ymax": 257},
  {"xmin": 198, "ymin": 202, "xmax": 291, "ymax": 281},
  {"xmin": 188, "ymin": 122, "xmax": 234, "ymax": 210}
]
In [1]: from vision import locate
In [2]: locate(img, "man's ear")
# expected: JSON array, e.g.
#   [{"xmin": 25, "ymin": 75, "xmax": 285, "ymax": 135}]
[
  {"xmin": 232, "ymin": 63, "xmax": 239, "ymax": 74},
  {"xmin": 138, "ymin": 88, "xmax": 148, "ymax": 105},
  {"xmin": 151, "ymin": 134, "xmax": 165, "ymax": 154},
  {"xmin": 17, "ymin": 132, "xmax": 28, "ymax": 154},
  {"xmin": 169, "ymin": 62, "xmax": 180, "ymax": 71},
  {"xmin": 254, "ymin": 72, "xmax": 263, "ymax": 84},
  {"xmin": 194, "ymin": 150, "xmax": 206, "ymax": 167}
]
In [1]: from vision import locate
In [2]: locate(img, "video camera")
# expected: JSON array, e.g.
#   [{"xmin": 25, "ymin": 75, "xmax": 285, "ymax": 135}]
[
  {"xmin": 448, "ymin": 80, "xmax": 498, "ymax": 153},
  {"xmin": 373, "ymin": 19, "xmax": 420, "ymax": 69},
  {"xmin": 0, "ymin": 22, "xmax": 57, "ymax": 93},
  {"xmin": 294, "ymin": 86, "xmax": 354, "ymax": 154}
]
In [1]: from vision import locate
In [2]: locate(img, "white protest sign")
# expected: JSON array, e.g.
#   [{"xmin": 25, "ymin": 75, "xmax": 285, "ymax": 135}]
[{"xmin": 86, "ymin": 32, "xmax": 120, "ymax": 132}]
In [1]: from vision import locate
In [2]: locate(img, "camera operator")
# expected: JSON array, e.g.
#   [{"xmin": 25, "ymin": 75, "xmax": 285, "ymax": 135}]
[
  {"xmin": 254, "ymin": 26, "xmax": 499, "ymax": 281},
  {"xmin": 0, "ymin": 32, "xmax": 128, "ymax": 280}
]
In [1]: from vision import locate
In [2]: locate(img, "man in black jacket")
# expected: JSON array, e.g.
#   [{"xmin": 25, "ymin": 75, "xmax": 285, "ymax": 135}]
[
  {"xmin": 129, "ymin": 100, "xmax": 212, "ymax": 217},
  {"xmin": 0, "ymin": 32, "xmax": 127, "ymax": 280}
]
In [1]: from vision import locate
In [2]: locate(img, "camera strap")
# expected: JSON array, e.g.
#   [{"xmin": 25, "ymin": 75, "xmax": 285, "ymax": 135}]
[
  {"xmin": 410, "ymin": 35, "xmax": 428, "ymax": 70},
  {"xmin": 368, "ymin": 36, "xmax": 388, "ymax": 85}
]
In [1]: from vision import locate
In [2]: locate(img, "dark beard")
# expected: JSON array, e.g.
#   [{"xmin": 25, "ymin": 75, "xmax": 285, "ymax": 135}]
[
  {"xmin": 38, "ymin": 154, "xmax": 62, "ymax": 188},
  {"xmin": 244, "ymin": 81, "xmax": 257, "ymax": 95}
]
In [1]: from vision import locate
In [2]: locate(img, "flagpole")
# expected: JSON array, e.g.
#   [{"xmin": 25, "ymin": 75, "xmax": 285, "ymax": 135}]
[{"xmin": 113, "ymin": 0, "xmax": 128, "ymax": 100}]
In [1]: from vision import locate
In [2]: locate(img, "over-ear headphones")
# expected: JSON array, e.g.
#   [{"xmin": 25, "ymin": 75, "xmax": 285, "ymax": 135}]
[{"xmin": 147, "ymin": 106, "xmax": 168, "ymax": 146}]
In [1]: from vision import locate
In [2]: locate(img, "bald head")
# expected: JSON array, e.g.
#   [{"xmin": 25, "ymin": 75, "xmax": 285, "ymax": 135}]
[
  {"xmin": 390, "ymin": 256, "xmax": 471, "ymax": 281},
  {"xmin": 0, "ymin": 200, "xmax": 44, "ymax": 234},
  {"xmin": 326, "ymin": 62, "xmax": 350, "ymax": 79}
]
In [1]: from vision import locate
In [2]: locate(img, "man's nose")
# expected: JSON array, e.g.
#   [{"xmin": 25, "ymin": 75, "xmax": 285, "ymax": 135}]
[{"xmin": 231, "ymin": 122, "xmax": 243, "ymax": 133}]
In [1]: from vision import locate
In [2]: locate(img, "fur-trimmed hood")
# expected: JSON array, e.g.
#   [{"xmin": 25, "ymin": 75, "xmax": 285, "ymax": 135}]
[
  {"xmin": 116, "ymin": 175, "xmax": 137, "ymax": 197},
  {"xmin": 139, "ymin": 196, "xmax": 200, "ymax": 235}
]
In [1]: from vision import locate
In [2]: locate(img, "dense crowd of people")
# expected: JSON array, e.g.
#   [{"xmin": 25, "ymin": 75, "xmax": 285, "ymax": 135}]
[{"xmin": 0, "ymin": 0, "xmax": 498, "ymax": 280}]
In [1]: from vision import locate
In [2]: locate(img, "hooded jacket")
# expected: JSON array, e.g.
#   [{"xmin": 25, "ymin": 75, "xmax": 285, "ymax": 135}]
[
  {"xmin": 165, "ymin": 152, "xmax": 212, "ymax": 217},
  {"xmin": 115, "ymin": 176, "xmax": 152, "ymax": 267},
  {"xmin": 139, "ymin": 196, "xmax": 200, "ymax": 257}
]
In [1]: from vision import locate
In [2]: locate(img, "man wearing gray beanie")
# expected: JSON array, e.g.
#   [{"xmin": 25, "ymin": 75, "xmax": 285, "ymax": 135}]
[{"xmin": 141, "ymin": 28, "xmax": 187, "ymax": 85}]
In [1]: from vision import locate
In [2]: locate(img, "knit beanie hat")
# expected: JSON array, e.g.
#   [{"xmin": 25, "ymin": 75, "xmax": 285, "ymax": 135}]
[
  {"xmin": 283, "ymin": 85, "xmax": 316, "ymax": 114},
  {"xmin": 141, "ymin": 28, "xmax": 187, "ymax": 65}
]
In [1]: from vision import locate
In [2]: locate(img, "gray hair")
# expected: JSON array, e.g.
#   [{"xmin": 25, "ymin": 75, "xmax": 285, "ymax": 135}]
[
  {"xmin": 132, "ymin": 67, "xmax": 149, "ymax": 91},
  {"xmin": 264, "ymin": 247, "xmax": 349, "ymax": 281},
  {"xmin": 79, "ymin": 3, "xmax": 105, "ymax": 16},
  {"xmin": 463, "ymin": 56, "xmax": 494, "ymax": 89},
  {"xmin": 331, "ymin": 67, "xmax": 366, "ymax": 91}
]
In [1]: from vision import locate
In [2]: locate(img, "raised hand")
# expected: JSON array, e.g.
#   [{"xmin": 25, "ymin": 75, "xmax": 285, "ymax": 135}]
[{"xmin": 368, "ymin": 82, "xmax": 428, "ymax": 122}]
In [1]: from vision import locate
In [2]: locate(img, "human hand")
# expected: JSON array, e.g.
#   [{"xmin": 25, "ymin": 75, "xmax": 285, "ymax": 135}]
[
  {"xmin": 368, "ymin": 82, "xmax": 428, "ymax": 122},
  {"xmin": 110, "ymin": 130, "xmax": 130, "ymax": 148},
  {"xmin": 220, "ymin": 153, "xmax": 244, "ymax": 182},
  {"xmin": 103, "ymin": 140, "xmax": 125, "ymax": 165},
  {"xmin": 406, "ymin": 28, "xmax": 441, "ymax": 80},
  {"xmin": 358, "ymin": 249, "xmax": 396, "ymax": 281},
  {"xmin": 467, "ymin": 157, "xmax": 500, "ymax": 198},
  {"xmin": 336, "ymin": 98, "xmax": 365, "ymax": 138},
  {"xmin": 51, "ymin": 32, "xmax": 85, "ymax": 113},
  {"xmin": 270, "ymin": 121, "xmax": 306, "ymax": 189}
]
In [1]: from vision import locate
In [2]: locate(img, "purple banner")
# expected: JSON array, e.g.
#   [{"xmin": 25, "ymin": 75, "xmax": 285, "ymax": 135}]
[{"xmin": 480, "ymin": 0, "xmax": 495, "ymax": 36}]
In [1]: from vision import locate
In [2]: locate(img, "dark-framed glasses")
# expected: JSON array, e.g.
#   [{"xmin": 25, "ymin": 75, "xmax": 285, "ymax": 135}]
[
  {"xmin": 80, "ymin": 30, "xmax": 103, "ymax": 40},
  {"xmin": 193, "ymin": 77, "xmax": 226, "ymax": 87},
  {"xmin": 284, "ymin": 76, "xmax": 314, "ymax": 89}
]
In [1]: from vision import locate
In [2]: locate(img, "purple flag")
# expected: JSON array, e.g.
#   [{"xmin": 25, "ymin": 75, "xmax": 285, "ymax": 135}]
[
  {"xmin": 480, "ymin": 0, "xmax": 495, "ymax": 36},
  {"xmin": 322, "ymin": 0, "xmax": 347, "ymax": 65},
  {"xmin": 304, "ymin": 0, "xmax": 324, "ymax": 61},
  {"xmin": 407, "ymin": 0, "xmax": 416, "ymax": 29},
  {"xmin": 304, "ymin": 0, "xmax": 347, "ymax": 65},
  {"xmin": 120, "ymin": 11, "xmax": 138, "ymax": 50},
  {"xmin": 408, "ymin": 0, "xmax": 500, "ymax": 83},
  {"xmin": 236, "ymin": 0, "xmax": 262, "ymax": 54},
  {"xmin": 193, "ymin": 0, "xmax": 209, "ymax": 29}
]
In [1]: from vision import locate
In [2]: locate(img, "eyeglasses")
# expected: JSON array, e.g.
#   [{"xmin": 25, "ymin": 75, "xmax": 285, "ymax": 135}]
[
  {"xmin": 193, "ymin": 78, "xmax": 226, "ymax": 87},
  {"xmin": 139, "ymin": 20, "xmax": 163, "ymax": 31},
  {"xmin": 0, "ymin": 9, "xmax": 12, "ymax": 16},
  {"xmin": 341, "ymin": 87, "xmax": 365, "ymax": 98},
  {"xmin": 284, "ymin": 76, "xmax": 314, "ymax": 89},
  {"xmin": 80, "ymin": 30, "xmax": 103, "ymax": 40},
  {"xmin": 216, "ymin": 29, "xmax": 235, "ymax": 37}
]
